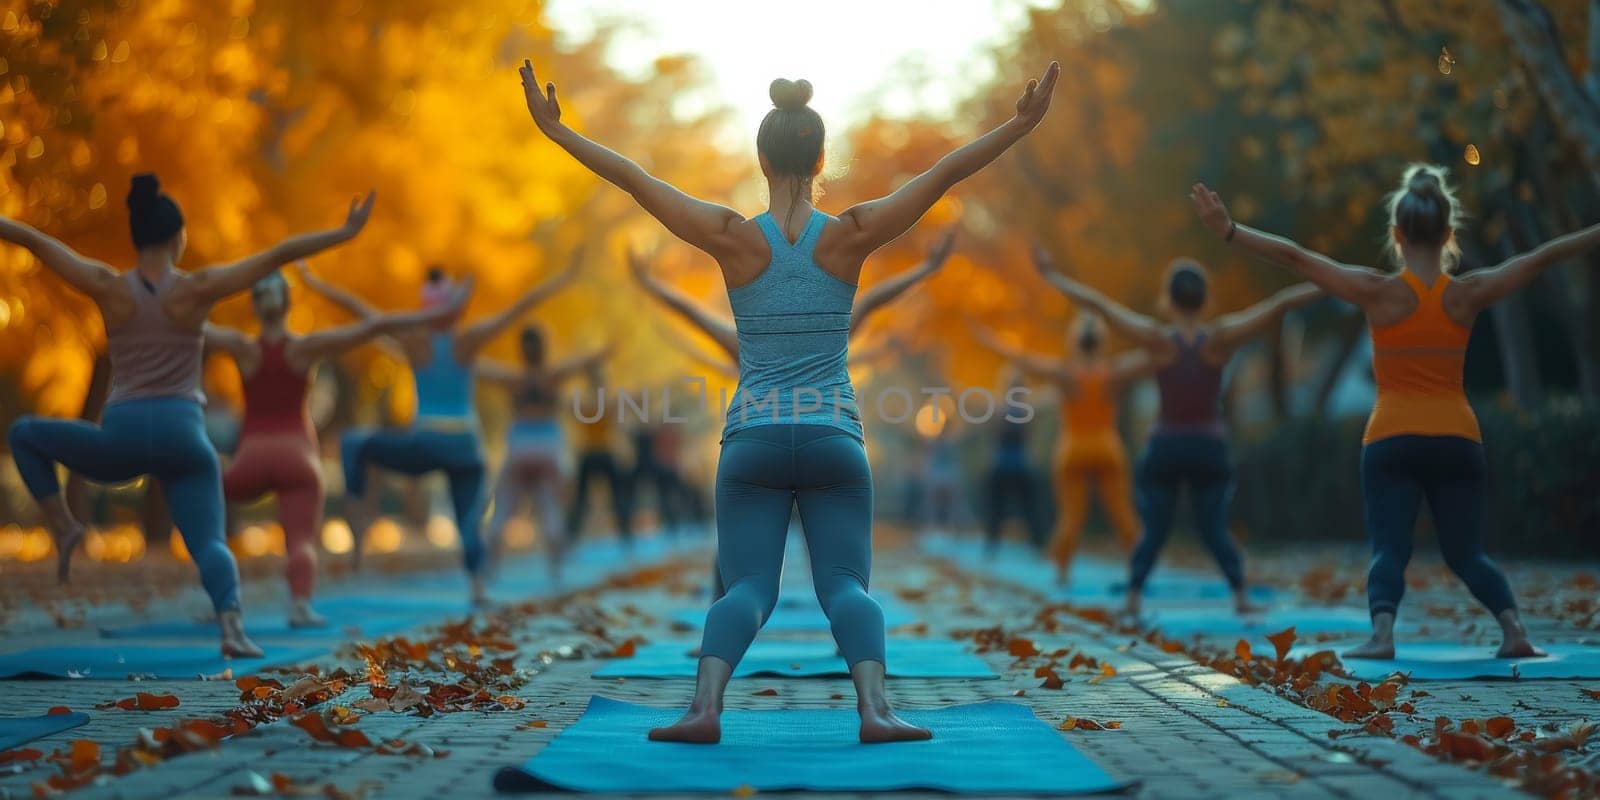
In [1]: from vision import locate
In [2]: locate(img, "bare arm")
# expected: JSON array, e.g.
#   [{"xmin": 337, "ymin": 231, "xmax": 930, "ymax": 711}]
[
  {"xmin": 628, "ymin": 248, "xmax": 739, "ymax": 358},
  {"xmin": 0, "ymin": 216, "xmax": 124, "ymax": 308},
  {"xmin": 520, "ymin": 61, "xmax": 748, "ymax": 261},
  {"xmin": 1452, "ymin": 221, "xmax": 1600, "ymax": 313},
  {"xmin": 174, "ymin": 193, "xmax": 375, "ymax": 315},
  {"xmin": 968, "ymin": 324, "xmax": 1075, "ymax": 387},
  {"xmin": 1209, "ymin": 283, "xmax": 1323, "ymax": 355},
  {"xmin": 455, "ymin": 259, "xmax": 579, "ymax": 361},
  {"xmin": 850, "ymin": 230, "xmax": 955, "ymax": 334},
  {"xmin": 832, "ymin": 64, "xmax": 1059, "ymax": 260},
  {"xmin": 294, "ymin": 259, "xmax": 380, "ymax": 319},
  {"xmin": 1107, "ymin": 350, "xmax": 1159, "ymax": 391},
  {"xmin": 474, "ymin": 360, "xmax": 524, "ymax": 390},
  {"xmin": 285, "ymin": 284, "xmax": 469, "ymax": 370},
  {"xmin": 1031, "ymin": 244, "xmax": 1171, "ymax": 354},
  {"xmin": 1191, "ymin": 183, "xmax": 1387, "ymax": 308},
  {"xmin": 544, "ymin": 344, "xmax": 613, "ymax": 384},
  {"xmin": 202, "ymin": 323, "xmax": 258, "ymax": 372}
]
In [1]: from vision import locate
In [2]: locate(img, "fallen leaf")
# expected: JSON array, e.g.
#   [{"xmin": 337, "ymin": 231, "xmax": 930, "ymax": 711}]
[{"xmin": 752, "ymin": 689, "xmax": 778, "ymax": 697}]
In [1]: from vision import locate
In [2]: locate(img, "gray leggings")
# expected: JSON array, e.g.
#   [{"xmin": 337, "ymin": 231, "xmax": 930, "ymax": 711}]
[{"xmin": 699, "ymin": 424, "xmax": 885, "ymax": 668}]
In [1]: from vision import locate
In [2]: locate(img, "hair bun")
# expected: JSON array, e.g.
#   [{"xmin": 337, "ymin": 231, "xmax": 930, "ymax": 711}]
[
  {"xmin": 769, "ymin": 78, "xmax": 813, "ymax": 112},
  {"xmin": 1405, "ymin": 165, "xmax": 1446, "ymax": 197}
]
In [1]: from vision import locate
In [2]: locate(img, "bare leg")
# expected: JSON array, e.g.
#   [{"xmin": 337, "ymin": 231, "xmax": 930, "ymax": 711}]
[
  {"xmin": 1233, "ymin": 587, "xmax": 1266, "ymax": 616},
  {"xmin": 1495, "ymin": 609, "xmax": 1545, "ymax": 658},
  {"xmin": 40, "ymin": 495, "xmax": 86, "ymax": 585},
  {"xmin": 648, "ymin": 656, "xmax": 732, "ymax": 743},
  {"xmin": 219, "ymin": 609, "xmax": 263, "ymax": 659},
  {"xmin": 1343, "ymin": 611, "xmax": 1396, "ymax": 659},
  {"xmin": 288, "ymin": 597, "xmax": 327, "ymax": 628},
  {"xmin": 853, "ymin": 661, "xmax": 932, "ymax": 743},
  {"xmin": 1121, "ymin": 588, "xmax": 1142, "ymax": 620},
  {"xmin": 343, "ymin": 491, "xmax": 375, "ymax": 573}
]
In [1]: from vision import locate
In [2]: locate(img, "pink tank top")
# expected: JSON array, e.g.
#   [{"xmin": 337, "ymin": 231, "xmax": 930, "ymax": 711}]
[{"xmin": 105, "ymin": 270, "xmax": 205, "ymax": 406}]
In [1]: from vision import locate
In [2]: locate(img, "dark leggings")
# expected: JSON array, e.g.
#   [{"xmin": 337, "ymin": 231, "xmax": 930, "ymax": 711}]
[
  {"xmin": 566, "ymin": 450, "xmax": 632, "ymax": 542},
  {"xmin": 700, "ymin": 424, "xmax": 885, "ymax": 668},
  {"xmin": 983, "ymin": 463, "xmax": 1047, "ymax": 551},
  {"xmin": 340, "ymin": 427, "xmax": 486, "ymax": 574},
  {"xmin": 1362, "ymin": 435, "xmax": 1515, "ymax": 618},
  {"xmin": 9, "ymin": 399, "xmax": 240, "ymax": 612},
  {"xmin": 1129, "ymin": 432, "xmax": 1243, "ymax": 591},
  {"xmin": 631, "ymin": 457, "xmax": 683, "ymax": 534}
]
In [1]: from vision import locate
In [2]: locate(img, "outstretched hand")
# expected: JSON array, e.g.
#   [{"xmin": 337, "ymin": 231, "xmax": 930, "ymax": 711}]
[
  {"xmin": 1012, "ymin": 62, "xmax": 1061, "ymax": 133},
  {"xmin": 625, "ymin": 246, "xmax": 652, "ymax": 282},
  {"xmin": 520, "ymin": 59, "xmax": 562, "ymax": 131},
  {"xmin": 1030, "ymin": 242, "xmax": 1058, "ymax": 275},
  {"xmin": 342, "ymin": 192, "xmax": 376, "ymax": 236},
  {"xmin": 1190, "ymin": 182, "xmax": 1233, "ymax": 240}
]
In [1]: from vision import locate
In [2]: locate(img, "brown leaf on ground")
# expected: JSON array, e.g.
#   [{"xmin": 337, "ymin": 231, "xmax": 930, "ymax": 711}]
[
  {"xmin": 1007, "ymin": 637, "xmax": 1040, "ymax": 658},
  {"xmin": 0, "ymin": 748, "xmax": 44, "ymax": 764},
  {"xmin": 45, "ymin": 706, "xmax": 73, "ymax": 716},
  {"xmin": 1059, "ymin": 717, "xmax": 1122, "ymax": 731},
  {"xmin": 99, "ymin": 692, "xmax": 181, "ymax": 711},
  {"xmin": 752, "ymin": 688, "xmax": 779, "ymax": 696},
  {"xmin": 1235, "ymin": 639, "xmax": 1254, "ymax": 662},
  {"xmin": 610, "ymin": 639, "xmax": 638, "ymax": 658},
  {"xmin": 1035, "ymin": 666, "xmax": 1065, "ymax": 690},
  {"xmin": 1088, "ymin": 662, "xmax": 1117, "ymax": 685},
  {"xmin": 290, "ymin": 713, "xmax": 372, "ymax": 748},
  {"xmin": 1264, "ymin": 627, "xmax": 1297, "ymax": 664}
]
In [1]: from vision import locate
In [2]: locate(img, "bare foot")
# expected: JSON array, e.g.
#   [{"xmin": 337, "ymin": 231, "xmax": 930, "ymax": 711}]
[
  {"xmin": 50, "ymin": 519, "xmax": 86, "ymax": 586},
  {"xmin": 219, "ymin": 611, "xmax": 264, "ymax": 659},
  {"xmin": 1496, "ymin": 638, "xmax": 1547, "ymax": 658},
  {"xmin": 1121, "ymin": 590, "xmax": 1142, "ymax": 622},
  {"xmin": 648, "ymin": 707, "xmax": 721, "ymax": 744},
  {"xmin": 287, "ymin": 599, "xmax": 327, "ymax": 629},
  {"xmin": 859, "ymin": 705, "xmax": 932, "ymax": 743},
  {"xmin": 1341, "ymin": 636, "xmax": 1395, "ymax": 660}
]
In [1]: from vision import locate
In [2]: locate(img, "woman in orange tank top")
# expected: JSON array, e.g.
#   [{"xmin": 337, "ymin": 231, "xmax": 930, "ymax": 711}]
[
  {"xmin": 1191, "ymin": 165, "xmax": 1600, "ymax": 660},
  {"xmin": 974, "ymin": 315, "xmax": 1153, "ymax": 585}
]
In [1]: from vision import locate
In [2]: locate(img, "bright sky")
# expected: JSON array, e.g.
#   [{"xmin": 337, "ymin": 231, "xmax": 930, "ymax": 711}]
[{"xmin": 544, "ymin": 0, "xmax": 1058, "ymax": 144}]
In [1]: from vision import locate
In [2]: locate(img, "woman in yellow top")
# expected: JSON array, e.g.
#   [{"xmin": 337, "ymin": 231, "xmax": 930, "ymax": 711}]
[
  {"xmin": 1190, "ymin": 165, "xmax": 1599, "ymax": 659},
  {"xmin": 973, "ymin": 314, "xmax": 1152, "ymax": 585}
]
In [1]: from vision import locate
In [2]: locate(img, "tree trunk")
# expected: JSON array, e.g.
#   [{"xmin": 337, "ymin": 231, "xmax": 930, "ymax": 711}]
[
  {"xmin": 1495, "ymin": 0, "xmax": 1600, "ymax": 194},
  {"xmin": 1313, "ymin": 311, "xmax": 1367, "ymax": 416}
]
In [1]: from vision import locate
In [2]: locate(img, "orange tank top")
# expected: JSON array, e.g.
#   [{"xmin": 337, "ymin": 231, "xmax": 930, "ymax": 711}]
[
  {"xmin": 1363, "ymin": 271, "xmax": 1480, "ymax": 445},
  {"xmin": 1062, "ymin": 363, "xmax": 1117, "ymax": 437}
]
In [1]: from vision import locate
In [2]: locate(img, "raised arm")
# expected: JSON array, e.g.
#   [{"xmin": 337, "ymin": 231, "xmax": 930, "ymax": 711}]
[
  {"xmin": 202, "ymin": 323, "xmax": 259, "ymax": 373},
  {"xmin": 294, "ymin": 259, "xmax": 379, "ymax": 320},
  {"xmin": 1451, "ymin": 221, "xmax": 1600, "ymax": 314},
  {"xmin": 1192, "ymin": 183, "xmax": 1387, "ymax": 308},
  {"xmin": 454, "ymin": 257, "xmax": 581, "ymax": 361},
  {"xmin": 653, "ymin": 317, "xmax": 739, "ymax": 377},
  {"xmin": 628, "ymin": 247, "xmax": 739, "ymax": 359},
  {"xmin": 0, "ymin": 216, "xmax": 124, "ymax": 310},
  {"xmin": 1208, "ymin": 283, "xmax": 1323, "ymax": 355},
  {"xmin": 1031, "ymin": 244, "xmax": 1171, "ymax": 354},
  {"xmin": 285, "ymin": 283, "xmax": 469, "ymax": 371},
  {"xmin": 832, "ymin": 64, "xmax": 1059, "ymax": 260},
  {"xmin": 967, "ymin": 323, "xmax": 1075, "ymax": 387},
  {"xmin": 173, "ymin": 193, "xmax": 375, "ymax": 316},
  {"xmin": 520, "ymin": 61, "xmax": 750, "ymax": 262},
  {"xmin": 850, "ymin": 230, "xmax": 955, "ymax": 334},
  {"xmin": 545, "ymin": 343, "xmax": 613, "ymax": 384},
  {"xmin": 1106, "ymin": 350, "xmax": 1159, "ymax": 391}
]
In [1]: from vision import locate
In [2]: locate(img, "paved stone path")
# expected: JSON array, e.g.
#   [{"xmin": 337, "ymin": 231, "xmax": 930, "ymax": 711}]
[{"xmin": 2, "ymin": 531, "xmax": 1594, "ymax": 799}]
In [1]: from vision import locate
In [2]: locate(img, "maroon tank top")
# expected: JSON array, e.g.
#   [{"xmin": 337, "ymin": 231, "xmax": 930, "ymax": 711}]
[
  {"xmin": 1155, "ymin": 331, "xmax": 1225, "ymax": 437},
  {"xmin": 239, "ymin": 337, "xmax": 314, "ymax": 439}
]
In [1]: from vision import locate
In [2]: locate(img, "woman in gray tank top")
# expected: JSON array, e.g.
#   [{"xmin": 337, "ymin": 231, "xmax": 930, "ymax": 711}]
[
  {"xmin": 2, "ymin": 175, "xmax": 374, "ymax": 658},
  {"xmin": 520, "ymin": 58, "xmax": 1059, "ymax": 743}
]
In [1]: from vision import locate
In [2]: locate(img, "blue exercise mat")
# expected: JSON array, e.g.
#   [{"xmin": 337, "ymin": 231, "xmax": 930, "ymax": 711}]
[
  {"xmin": 670, "ymin": 597, "xmax": 917, "ymax": 632},
  {"xmin": 593, "ymin": 639, "xmax": 996, "ymax": 680},
  {"xmin": 313, "ymin": 593, "xmax": 472, "ymax": 617},
  {"xmin": 99, "ymin": 614, "xmax": 419, "ymax": 641},
  {"xmin": 0, "ymin": 712, "xmax": 90, "ymax": 750},
  {"xmin": 494, "ymin": 696, "xmax": 1132, "ymax": 794},
  {"xmin": 1293, "ymin": 642, "xmax": 1600, "ymax": 681},
  {"xmin": 1147, "ymin": 606, "xmax": 1370, "ymax": 639},
  {"xmin": 0, "ymin": 643, "xmax": 330, "ymax": 680}
]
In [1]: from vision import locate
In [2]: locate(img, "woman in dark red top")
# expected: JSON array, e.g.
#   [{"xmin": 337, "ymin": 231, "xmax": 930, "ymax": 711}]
[{"xmin": 206, "ymin": 265, "xmax": 464, "ymax": 626}]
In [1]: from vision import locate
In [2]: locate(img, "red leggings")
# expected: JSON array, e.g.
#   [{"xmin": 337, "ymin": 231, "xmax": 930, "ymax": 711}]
[{"xmin": 224, "ymin": 432, "xmax": 323, "ymax": 598}]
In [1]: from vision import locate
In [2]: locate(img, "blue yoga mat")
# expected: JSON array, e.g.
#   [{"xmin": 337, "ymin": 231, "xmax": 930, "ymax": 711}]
[
  {"xmin": 0, "ymin": 713, "xmax": 90, "ymax": 750},
  {"xmin": 495, "ymin": 696, "xmax": 1132, "ymax": 794},
  {"xmin": 0, "ymin": 643, "xmax": 330, "ymax": 680},
  {"xmin": 593, "ymin": 639, "xmax": 996, "ymax": 680},
  {"xmin": 1147, "ymin": 606, "xmax": 1370, "ymax": 639},
  {"xmin": 670, "ymin": 598, "xmax": 917, "ymax": 632},
  {"xmin": 313, "ymin": 593, "xmax": 472, "ymax": 617},
  {"xmin": 99, "ymin": 614, "xmax": 419, "ymax": 641},
  {"xmin": 1293, "ymin": 642, "xmax": 1600, "ymax": 681}
]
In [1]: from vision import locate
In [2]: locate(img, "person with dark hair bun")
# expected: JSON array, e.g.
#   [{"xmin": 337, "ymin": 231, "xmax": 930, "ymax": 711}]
[
  {"xmin": 972, "ymin": 310, "xmax": 1155, "ymax": 585},
  {"xmin": 1029, "ymin": 245, "xmax": 1320, "ymax": 619},
  {"xmin": 2, "ymin": 175, "xmax": 375, "ymax": 658},
  {"xmin": 326, "ymin": 256, "xmax": 582, "ymax": 608},
  {"xmin": 520, "ymin": 56, "xmax": 1059, "ymax": 743},
  {"xmin": 1191, "ymin": 165, "xmax": 1600, "ymax": 660},
  {"xmin": 205, "ymin": 262, "xmax": 468, "ymax": 628}
]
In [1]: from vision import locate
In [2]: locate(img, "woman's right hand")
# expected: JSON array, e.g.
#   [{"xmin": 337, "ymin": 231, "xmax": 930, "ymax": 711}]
[
  {"xmin": 1189, "ymin": 183, "xmax": 1233, "ymax": 240},
  {"xmin": 1011, "ymin": 62, "xmax": 1061, "ymax": 135},
  {"xmin": 341, "ymin": 192, "xmax": 376, "ymax": 238},
  {"xmin": 520, "ymin": 59, "xmax": 562, "ymax": 133}
]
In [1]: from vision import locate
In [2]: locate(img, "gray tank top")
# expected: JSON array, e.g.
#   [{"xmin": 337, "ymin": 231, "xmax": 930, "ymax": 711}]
[
  {"xmin": 722, "ymin": 209, "xmax": 860, "ymax": 440},
  {"xmin": 106, "ymin": 270, "xmax": 205, "ymax": 407}
]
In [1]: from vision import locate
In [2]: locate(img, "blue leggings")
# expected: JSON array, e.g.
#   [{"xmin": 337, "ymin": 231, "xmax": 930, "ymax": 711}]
[
  {"xmin": 700, "ymin": 424, "xmax": 885, "ymax": 668},
  {"xmin": 340, "ymin": 427, "xmax": 486, "ymax": 574},
  {"xmin": 1129, "ymin": 432, "xmax": 1243, "ymax": 591},
  {"xmin": 1362, "ymin": 435, "xmax": 1515, "ymax": 618},
  {"xmin": 8, "ymin": 398, "xmax": 240, "ymax": 612}
]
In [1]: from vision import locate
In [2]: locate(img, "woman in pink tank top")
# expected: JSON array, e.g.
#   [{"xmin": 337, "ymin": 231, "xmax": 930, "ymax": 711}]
[{"xmin": 3, "ymin": 174, "xmax": 374, "ymax": 658}]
